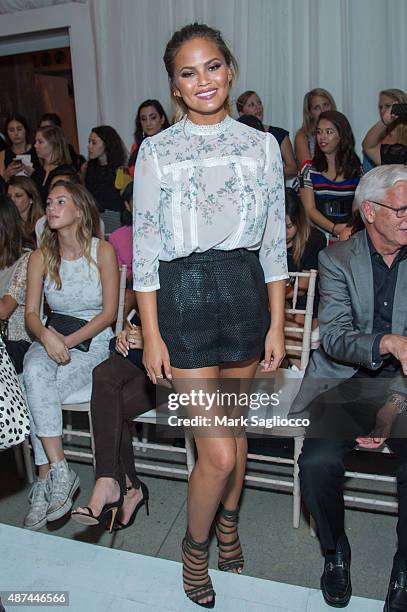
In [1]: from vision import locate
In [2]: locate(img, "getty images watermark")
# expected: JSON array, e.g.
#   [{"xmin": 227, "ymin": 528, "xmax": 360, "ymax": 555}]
[{"xmin": 166, "ymin": 389, "xmax": 310, "ymax": 429}]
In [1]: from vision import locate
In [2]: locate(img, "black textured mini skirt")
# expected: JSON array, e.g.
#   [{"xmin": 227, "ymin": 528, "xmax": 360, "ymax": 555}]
[{"xmin": 157, "ymin": 248, "xmax": 270, "ymax": 369}]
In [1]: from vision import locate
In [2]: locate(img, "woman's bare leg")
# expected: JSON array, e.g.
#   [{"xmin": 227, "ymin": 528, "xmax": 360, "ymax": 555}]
[
  {"xmin": 216, "ymin": 357, "xmax": 259, "ymax": 572},
  {"xmin": 173, "ymin": 357, "xmax": 259, "ymax": 601}
]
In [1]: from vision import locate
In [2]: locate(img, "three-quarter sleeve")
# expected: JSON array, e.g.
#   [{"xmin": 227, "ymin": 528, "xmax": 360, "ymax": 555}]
[
  {"xmin": 259, "ymin": 133, "xmax": 288, "ymax": 283},
  {"xmin": 132, "ymin": 139, "xmax": 162, "ymax": 291}
]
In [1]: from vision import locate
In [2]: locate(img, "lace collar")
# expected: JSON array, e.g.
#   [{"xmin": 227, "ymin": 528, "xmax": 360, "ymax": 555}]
[{"xmin": 184, "ymin": 114, "xmax": 233, "ymax": 136}]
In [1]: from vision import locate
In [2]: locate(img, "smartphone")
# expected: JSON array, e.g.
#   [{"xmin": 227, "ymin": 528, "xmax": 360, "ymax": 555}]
[
  {"xmin": 392, "ymin": 103, "xmax": 407, "ymax": 117},
  {"xmin": 14, "ymin": 154, "xmax": 32, "ymax": 176}
]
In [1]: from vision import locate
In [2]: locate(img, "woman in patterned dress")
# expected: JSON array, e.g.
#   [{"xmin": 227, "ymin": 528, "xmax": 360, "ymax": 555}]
[{"xmin": 23, "ymin": 181, "xmax": 118, "ymax": 530}]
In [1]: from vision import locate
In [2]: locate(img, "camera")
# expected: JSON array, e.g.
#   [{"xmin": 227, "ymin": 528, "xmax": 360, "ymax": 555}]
[{"xmin": 392, "ymin": 103, "xmax": 407, "ymax": 117}]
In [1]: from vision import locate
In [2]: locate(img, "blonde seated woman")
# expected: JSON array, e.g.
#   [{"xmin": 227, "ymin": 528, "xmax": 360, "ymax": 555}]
[
  {"xmin": 22, "ymin": 181, "xmax": 118, "ymax": 531},
  {"xmin": 284, "ymin": 189, "xmax": 326, "ymax": 368},
  {"xmin": 362, "ymin": 88, "xmax": 407, "ymax": 167},
  {"xmin": 294, "ymin": 88, "xmax": 336, "ymax": 166}
]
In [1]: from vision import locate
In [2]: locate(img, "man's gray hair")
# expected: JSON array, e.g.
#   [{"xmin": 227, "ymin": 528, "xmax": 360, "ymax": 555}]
[{"xmin": 355, "ymin": 164, "xmax": 407, "ymax": 214}]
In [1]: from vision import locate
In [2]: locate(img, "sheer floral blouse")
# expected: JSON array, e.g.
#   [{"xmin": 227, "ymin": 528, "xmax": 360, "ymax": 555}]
[{"xmin": 133, "ymin": 115, "xmax": 288, "ymax": 291}]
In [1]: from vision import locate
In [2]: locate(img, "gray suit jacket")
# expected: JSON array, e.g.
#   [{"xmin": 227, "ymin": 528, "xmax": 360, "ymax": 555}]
[{"xmin": 291, "ymin": 229, "xmax": 407, "ymax": 413}]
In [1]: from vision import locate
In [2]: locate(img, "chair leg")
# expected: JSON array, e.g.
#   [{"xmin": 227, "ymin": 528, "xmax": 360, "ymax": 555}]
[
  {"xmin": 88, "ymin": 410, "xmax": 96, "ymax": 471},
  {"xmin": 293, "ymin": 435, "xmax": 304, "ymax": 528},
  {"xmin": 22, "ymin": 439, "xmax": 34, "ymax": 483},
  {"xmin": 141, "ymin": 423, "xmax": 149, "ymax": 453},
  {"xmin": 13, "ymin": 444, "xmax": 25, "ymax": 479},
  {"xmin": 185, "ymin": 429, "xmax": 195, "ymax": 478},
  {"xmin": 65, "ymin": 411, "xmax": 73, "ymax": 443}
]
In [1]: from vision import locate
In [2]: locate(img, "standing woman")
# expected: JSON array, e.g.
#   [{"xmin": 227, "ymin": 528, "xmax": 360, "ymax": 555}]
[
  {"xmin": 128, "ymin": 100, "xmax": 170, "ymax": 176},
  {"xmin": 83, "ymin": 125, "xmax": 127, "ymax": 234},
  {"xmin": 0, "ymin": 115, "xmax": 41, "ymax": 181},
  {"xmin": 295, "ymin": 88, "xmax": 337, "ymax": 165},
  {"xmin": 299, "ymin": 110, "xmax": 361, "ymax": 241},
  {"xmin": 133, "ymin": 23, "xmax": 287, "ymax": 607},
  {"xmin": 236, "ymin": 90, "xmax": 297, "ymax": 178}
]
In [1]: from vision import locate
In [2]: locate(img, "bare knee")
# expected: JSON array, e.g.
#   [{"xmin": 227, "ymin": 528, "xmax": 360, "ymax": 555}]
[{"xmin": 198, "ymin": 441, "xmax": 237, "ymax": 479}]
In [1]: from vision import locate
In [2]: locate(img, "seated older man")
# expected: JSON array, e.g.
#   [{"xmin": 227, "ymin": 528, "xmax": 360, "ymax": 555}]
[{"xmin": 291, "ymin": 164, "xmax": 407, "ymax": 611}]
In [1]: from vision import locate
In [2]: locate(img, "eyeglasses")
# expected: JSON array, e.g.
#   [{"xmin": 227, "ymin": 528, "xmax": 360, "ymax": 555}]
[{"xmin": 369, "ymin": 200, "xmax": 407, "ymax": 218}]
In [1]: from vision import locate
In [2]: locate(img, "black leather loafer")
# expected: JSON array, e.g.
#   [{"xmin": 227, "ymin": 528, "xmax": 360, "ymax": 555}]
[
  {"xmin": 321, "ymin": 551, "xmax": 352, "ymax": 608},
  {"xmin": 384, "ymin": 571, "xmax": 407, "ymax": 611}
]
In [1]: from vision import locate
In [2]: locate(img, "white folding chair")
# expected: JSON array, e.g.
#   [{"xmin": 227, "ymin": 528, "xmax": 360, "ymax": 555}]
[
  {"xmin": 247, "ymin": 270, "xmax": 318, "ymax": 527},
  {"xmin": 343, "ymin": 445, "xmax": 397, "ymax": 512},
  {"xmin": 131, "ymin": 404, "xmax": 195, "ymax": 479}
]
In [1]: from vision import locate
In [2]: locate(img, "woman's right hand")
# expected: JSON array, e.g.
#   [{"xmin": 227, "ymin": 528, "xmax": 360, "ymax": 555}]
[
  {"xmin": 332, "ymin": 222, "xmax": 347, "ymax": 237},
  {"xmin": 381, "ymin": 104, "xmax": 397, "ymax": 127},
  {"xmin": 4, "ymin": 160, "xmax": 22, "ymax": 181},
  {"xmin": 142, "ymin": 333, "xmax": 172, "ymax": 385},
  {"xmin": 115, "ymin": 326, "xmax": 144, "ymax": 356},
  {"xmin": 41, "ymin": 327, "xmax": 71, "ymax": 364}
]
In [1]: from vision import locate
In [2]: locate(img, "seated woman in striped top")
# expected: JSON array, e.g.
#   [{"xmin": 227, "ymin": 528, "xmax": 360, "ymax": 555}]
[{"xmin": 299, "ymin": 110, "xmax": 362, "ymax": 242}]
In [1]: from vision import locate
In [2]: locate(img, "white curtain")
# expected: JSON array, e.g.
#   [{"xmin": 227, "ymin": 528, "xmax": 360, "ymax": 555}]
[{"xmin": 1, "ymin": 0, "xmax": 407, "ymax": 153}]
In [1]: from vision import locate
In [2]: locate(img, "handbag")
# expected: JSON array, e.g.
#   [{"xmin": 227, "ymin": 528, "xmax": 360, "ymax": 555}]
[
  {"xmin": 0, "ymin": 337, "xmax": 30, "ymax": 450},
  {"xmin": 45, "ymin": 312, "xmax": 92, "ymax": 352}
]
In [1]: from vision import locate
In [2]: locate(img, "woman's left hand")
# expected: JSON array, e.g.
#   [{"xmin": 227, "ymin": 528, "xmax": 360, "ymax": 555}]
[
  {"xmin": 49, "ymin": 326, "xmax": 73, "ymax": 348},
  {"xmin": 262, "ymin": 327, "xmax": 285, "ymax": 371},
  {"xmin": 22, "ymin": 163, "xmax": 34, "ymax": 177}
]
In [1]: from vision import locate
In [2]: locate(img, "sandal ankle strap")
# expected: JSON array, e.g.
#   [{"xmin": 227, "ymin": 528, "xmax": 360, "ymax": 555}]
[
  {"xmin": 184, "ymin": 528, "xmax": 209, "ymax": 550},
  {"xmin": 218, "ymin": 505, "xmax": 239, "ymax": 520}
]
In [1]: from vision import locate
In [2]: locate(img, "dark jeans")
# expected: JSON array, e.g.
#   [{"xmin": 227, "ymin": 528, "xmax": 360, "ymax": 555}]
[{"xmin": 91, "ymin": 352, "xmax": 156, "ymax": 493}]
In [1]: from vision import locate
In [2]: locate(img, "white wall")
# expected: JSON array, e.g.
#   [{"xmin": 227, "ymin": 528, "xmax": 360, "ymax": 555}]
[{"xmin": 88, "ymin": 0, "xmax": 407, "ymax": 154}]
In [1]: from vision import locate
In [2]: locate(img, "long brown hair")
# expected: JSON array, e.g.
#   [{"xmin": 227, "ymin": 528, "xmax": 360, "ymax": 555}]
[
  {"xmin": 285, "ymin": 188, "xmax": 310, "ymax": 267},
  {"xmin": 313, "ymin": 110, "xmax": 361, "ymax": 179},
  {"xmin": 0, "ymin": 193, "xmax": 26, "ymax": 269},
  {"xmin": 41, "ymin": 181, "xmax": 97, "ymax": 289},
  {"xmin": 236, "ymin": 90, "xmax": 256, "ymax": 115},
  {"xmin": 7, "ymin": 175, "xmax": 43, "ymax": 246},
  {"xmin": 163, "ymin": 23, "xmax": 239, "ymax": 123},
  {"xmin": 36, "ymin": 125, "xmax": 71, "ymax": 166}
]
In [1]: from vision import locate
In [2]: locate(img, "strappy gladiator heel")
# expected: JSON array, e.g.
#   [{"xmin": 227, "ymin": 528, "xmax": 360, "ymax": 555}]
[
  {"xmin": 215, "ymin": 505, "xmax": 244, "ymax": 573},
  {"xmin": 182, "ymin": 529, "xmax": 216, "ymax": 609}
]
